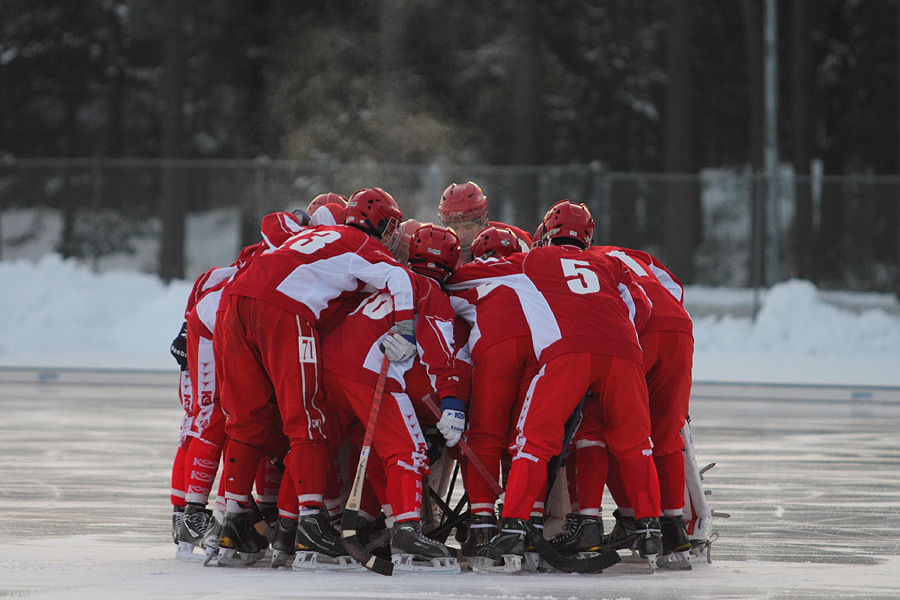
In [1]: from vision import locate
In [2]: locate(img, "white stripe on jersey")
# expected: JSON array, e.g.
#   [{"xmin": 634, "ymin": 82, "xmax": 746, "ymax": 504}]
[
  {"xmin": 275, "ymin": 251, "xmax": 414, "ymax": 319},
  {"xmin": 195, "ymin": 288, "xmax": 223, "ymax": 334},
  {"xmin": 447, "ymin": 274, "xmax": 561, "ymax": 362},
  {"xmin": 649, "ymin": 263, "xmax": 683, "ymax": 302}
]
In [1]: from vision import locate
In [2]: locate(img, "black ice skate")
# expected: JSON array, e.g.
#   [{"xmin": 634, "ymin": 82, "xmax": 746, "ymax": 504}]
[
  {"xmin": 460, "ymin": 514, "xmax": 498, "ymax": 560},
  {"xmin": 600, "ymin": 509, "xmax": 636, "ymax": 551},
  {"xmin": 176, "ymin": 503, "xmax": 211, "ymax": 561},
  {"xmin": 269, "ymin": 517, "xmax": 297, "ymax": 568},
  {"xmin": 633, "ymin": 516, "xmax": 662, "ymax": 571},
  {"xmin": 171, "ymin": 506, "xmax": 184, "ymax": 545},
  {"xmin": 217, "ymin": 510, "xmax": 268, "ymax": 567},
  {"xmin": 658, "ymin": 514, "xmax": 692, "ymax": 570},
  {"xmin": 292, "ymin": 511, "xmax": 363, "ymax": 572},
  {"xmin": 389, "ymin": 520, "xmax": 460, "ymax": 574},
  {"xmin": 201, "ymin": 510, "xmax": 224, "ymax": 566},
  {"xmin": 549, "ymin": 513, "xmax": 604, "ymax": 556},
  {"xmin": 469, "ymin": 518, "xmax": 527, "ymax": 574}
]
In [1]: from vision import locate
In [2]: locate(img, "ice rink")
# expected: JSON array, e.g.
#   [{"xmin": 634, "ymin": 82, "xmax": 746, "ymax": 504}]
[{"xmin": 1, "ymin": 368, "xmax": 899, "ymax": 600}]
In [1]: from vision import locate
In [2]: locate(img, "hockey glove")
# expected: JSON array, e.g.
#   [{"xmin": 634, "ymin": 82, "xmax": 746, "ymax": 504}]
[
  {"xmin": 170, "ymin": 321, "xmax": 188, "ymax": 371},
  {"xmin": 381, "ymin": 331, "xmax": 416, "ymax": 362},
  {"xmin": 291, "ymin": 208, "xmax": 311, "ymax": 227},
  {"xmin": 436, "ymin": 396, "xmax": 466, "ymax": 447}
]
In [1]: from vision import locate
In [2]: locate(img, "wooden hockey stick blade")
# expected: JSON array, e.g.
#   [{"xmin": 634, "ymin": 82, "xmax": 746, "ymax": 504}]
[
  {"xmin": 341, "ymin": 507, "xmax": 393, "ymax": 576},
  {"xmin": 525, "ymin": 522, "xmax": 621, "ymax": 573}
]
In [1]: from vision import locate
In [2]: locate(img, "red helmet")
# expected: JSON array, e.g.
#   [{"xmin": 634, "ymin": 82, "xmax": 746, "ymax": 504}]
[
  {"xmin": 345, "ymin": 188, "xmax": 403, "ymax": 253},
  {"xmin": 539, "ymin": 199, "xmax": 594, "ymax": 249},
  {"xmin": 407, "ymin": 224, "xmax": 461, "ymax": 281},
  {"xmin": 394, "ymin": 218, "xmax": 422, "ymax": 264},
  {"xmin": 309, "ymin": 203, "xmax": 346, "ymax": 226},
  {"xmin": 469, "ymin": 226, "xmax": 521, "ymax": 261},
  {"xmin": 260, "ymin": 211, "xmax": 303, "ymax": 249},
  {"xmin": 532, "ymin": 222, "xmax": 546, "ymax": 248},
  {"xmin": 307, "ymin": 192, "xmax": 348, "ymax": 215},
  {"xmin": 438, "ymin": 181, "xmax": 488, "ymax": 227}
]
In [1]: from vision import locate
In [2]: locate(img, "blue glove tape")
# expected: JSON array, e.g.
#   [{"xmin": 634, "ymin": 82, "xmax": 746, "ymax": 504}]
[{"xmin": 440, "ymin": 396, "xmax": 465, "ymax": 413}]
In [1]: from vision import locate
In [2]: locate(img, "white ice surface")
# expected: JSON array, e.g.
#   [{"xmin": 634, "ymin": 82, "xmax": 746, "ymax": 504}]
[{"xmin": 2, "ymin": 383, "xmax": 899, "ymax": 600}]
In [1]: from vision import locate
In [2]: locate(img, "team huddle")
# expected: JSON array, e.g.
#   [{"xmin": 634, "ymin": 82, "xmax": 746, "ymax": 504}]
[{"xmin": 167, "ymin": 182, "xmax": 714, "ymax": 575}]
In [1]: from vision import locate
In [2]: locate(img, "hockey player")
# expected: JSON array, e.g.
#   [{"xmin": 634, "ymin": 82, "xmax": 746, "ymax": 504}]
[
  {"xmin": 437, "ymin": 182, "xmax": 531, "ymax": 262},
  {"xmin": 445, "ymin": 224, "xmax": 536, "ymax": 563},
  {"xmin": 307, "ymin": 192, "xmax": 348, "ymax": 215},
  {"xmin": 213, "ymin": 187, "xmax": 417, "ymax": 567},
  {"xmin": 579, "ymin": 245, "xmax": 695, "ymax": 569},
  {"xmin": 316, "ymin": 223, "xmax": 464, "ymax": 573},
  {"xmin": 446, "ymin": 200, "xmax": 663, "ymax": 573},
  {"xmin": 173, "ymin": 211, "xmax": 308, "ymax": 560}
]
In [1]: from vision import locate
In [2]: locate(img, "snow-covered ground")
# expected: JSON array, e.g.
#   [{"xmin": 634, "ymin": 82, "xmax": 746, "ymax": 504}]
[{"xmin": 2, "ymin": 252, "xmax": 899, "ymax": 387}]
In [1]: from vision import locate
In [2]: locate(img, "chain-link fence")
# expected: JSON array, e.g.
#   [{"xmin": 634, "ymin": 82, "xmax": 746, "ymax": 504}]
[{"xmin": 1, "ymin": 158, "xmax": 898, "ymax": 294}]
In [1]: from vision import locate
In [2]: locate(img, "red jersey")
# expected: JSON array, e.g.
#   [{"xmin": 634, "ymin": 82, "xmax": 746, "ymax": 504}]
[
  {"xmin": 321, "ymin": 272, "xmax": 459, "ymax": 399},
  {"xmin": 184, "ymin": 211, "xmax": 307, "ymax": 327},
  {"xmin": 446, "ymin": 245, "xmax": 651, "ymax": 365},
  {"xmin": 226, "ymin": 224, "xmax": 417, "ymax": 326},
  {"xmin": 446, "ymin": 268, "xmax": 532, "ymax": 364},
  {"xmin": 594, "ymin": 246, "xmax": 692, "ymax": 336}
]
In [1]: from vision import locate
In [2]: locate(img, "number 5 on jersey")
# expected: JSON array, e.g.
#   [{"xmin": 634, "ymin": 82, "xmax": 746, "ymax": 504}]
[{"xmin": 561, "ymin": 258, "xmax": 600, "ymax": 294}]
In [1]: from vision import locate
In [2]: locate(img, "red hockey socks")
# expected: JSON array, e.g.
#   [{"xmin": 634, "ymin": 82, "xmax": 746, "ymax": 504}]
[
  {"xmin": 573, "ymin": 443, "xmax": 609, "ymax": 514},
  {"xmin": 222, "ymin": 439, "xmax": 262, "ymax": 510},
  {"xmin": 654, "ymin": 449, "xmax": 686, "ymax": 512},
  {"xmin": 170, "ymin": 442, "xmax": 189, "ymax": 507},
  {"xmin": 501, "ymin": 458, "xmax": 547, "ymax": 520},
  {"xmin": 288, "ymin": 440, "xmax": 328, "ymax": 512},
  {"xmin": 386, "ymin": 467, "xmax": 423, "ymax": 522},
  {"xmin": 183, "ymin": 438, "xmax": 222, "ymax": 505}
]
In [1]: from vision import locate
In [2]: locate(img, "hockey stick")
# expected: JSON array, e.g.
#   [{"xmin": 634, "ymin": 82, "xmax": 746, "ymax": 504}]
[
  {"xmin": 544, "ymin": 393, "xmax": 586, "ymax": 505},
  {"xmin": 420, "ymin": 394, "xmax": 619, "ymax": 573},
  {"xmin": 340, "ymin": 354, "xmax": 394, "ymax": 576}
]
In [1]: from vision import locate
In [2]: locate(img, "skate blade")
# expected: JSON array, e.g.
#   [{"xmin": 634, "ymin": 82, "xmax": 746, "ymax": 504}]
[
  {"xmin": 644, "ymin": 553, "xmax": 658, "ymax": 573},
  {"xmin": 390, "ymin": 554, "xmax": 460, "ymax": 574},
  {"xmin": 175, "ymin": 541, "xmax": 204, "ymax": 561},
  {"xmin": 658, "ymin": 550, "xmax": 692, "ymax": 571},
  {"xmin": 270, "ymin": 549, "xmax": 295, "ymax": 569},
  {"xmin": 468, "ymin": 554, "xmax": 523, "ymax": 574},
  {"xmin": 216, "ymin": 547, "xmax": 265, "ymax": 567},
  {"xmin": 523, "ymin": 551, "xmax": 554, "ymax": 572},
  {"xmin": 291, "ymin": 551, "xmax": 365, "ymax": 572}
]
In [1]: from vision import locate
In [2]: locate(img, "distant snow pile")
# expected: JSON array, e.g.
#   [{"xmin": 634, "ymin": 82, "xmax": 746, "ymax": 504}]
[
  {"xmin": 0, "ymin": 256, "xmax": 898, "ymax": 385},
  {"xmin": 0, "ymin": 254, "xmax": 191, "ymax": 369},
  {"xmin": 692, "ymin": 279, "xmax": 900, "ymax": 356}
]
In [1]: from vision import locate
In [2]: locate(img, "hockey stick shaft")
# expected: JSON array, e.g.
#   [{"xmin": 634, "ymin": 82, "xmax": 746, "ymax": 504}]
[
  {"xmin": 544, "ymin": 394, "xmax": 586, "ymax": 504},
  {"xmin": 341, "ymin": 354, "xmax": 394, "ymax": 576},
  {"xmin": 420, "ymin": 393, "xmax": 502, "ymax": 497}
]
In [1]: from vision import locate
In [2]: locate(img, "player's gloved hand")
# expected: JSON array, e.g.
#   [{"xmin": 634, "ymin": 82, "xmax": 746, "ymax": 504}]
[
  {"xmin": 170, "ymin": 321, "xmax": 188, "ymax": 371},
  {"xmin": 291, "ymin": 208, "xmax": 311, "ymax": 227},
  {"xmin": 381, "ymin": 331, "xmax": 416, "ymax": 362},
  {"xmin": 436, "ymin": 397, "xmax": 465, "ymax": 447}
]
